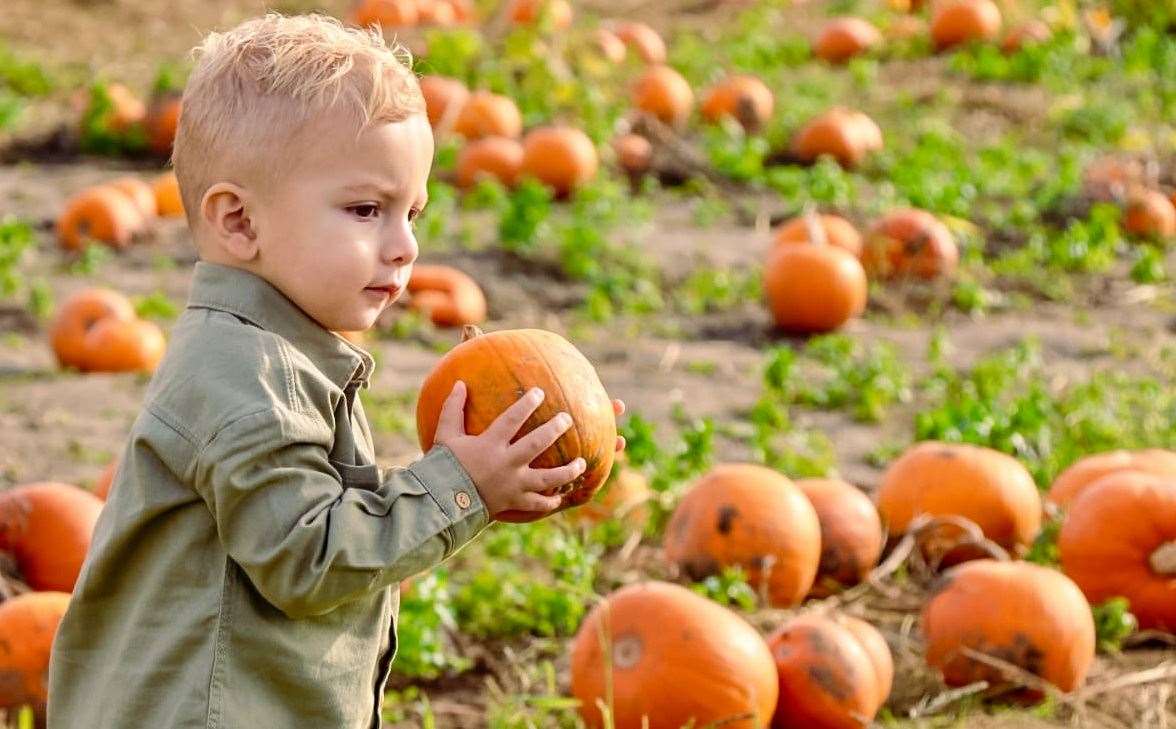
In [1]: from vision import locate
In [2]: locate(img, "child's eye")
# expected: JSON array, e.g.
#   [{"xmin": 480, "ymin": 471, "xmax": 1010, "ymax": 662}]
[{"xmin": 348, "ymin": 203, "xmax": 380, "ymax": 220}]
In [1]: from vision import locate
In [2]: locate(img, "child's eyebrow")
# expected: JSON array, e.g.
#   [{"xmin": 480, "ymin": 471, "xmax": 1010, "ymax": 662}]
[{"xmin": 340, "ymin": 181, "xmax": 403, "ymax": 200}]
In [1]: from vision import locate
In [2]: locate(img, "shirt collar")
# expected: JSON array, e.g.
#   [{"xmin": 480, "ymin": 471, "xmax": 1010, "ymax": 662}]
[{"xmin": 185, "ymin": 261, "xmax": 374, "ymax": 390}]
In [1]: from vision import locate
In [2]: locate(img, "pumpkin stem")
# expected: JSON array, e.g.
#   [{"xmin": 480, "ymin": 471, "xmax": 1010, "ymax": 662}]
[
  {"xmin": 460, "ymin": 324, "xmax": 484, "ymax": 342},
  {"xmin": 1149, "ymin": 541, "xmax": 1176, "ymax": 575},
  {"xmin": 801, "ymin": 204, "xmax": 828, "ymax": 248}
]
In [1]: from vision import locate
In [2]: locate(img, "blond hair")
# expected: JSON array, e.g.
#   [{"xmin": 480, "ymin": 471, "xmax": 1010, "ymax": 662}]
[{"xmin": 172, "ymin": 13, "xmax": 425, "ymax": 226}]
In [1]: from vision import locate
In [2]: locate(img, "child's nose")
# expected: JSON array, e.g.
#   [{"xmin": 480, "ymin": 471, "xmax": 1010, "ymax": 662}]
[{"xmin": 380, "ymin": 223, "xmax": 418, "ymax": 266}]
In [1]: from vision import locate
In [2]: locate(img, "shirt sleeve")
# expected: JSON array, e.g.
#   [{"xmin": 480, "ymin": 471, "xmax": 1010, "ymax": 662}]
[{"xmin": 194, "ymin": 408, "xmax": 490, "ymax": 619}]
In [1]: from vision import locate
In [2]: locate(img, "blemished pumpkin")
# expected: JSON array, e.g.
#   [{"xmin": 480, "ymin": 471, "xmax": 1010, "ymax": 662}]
[
  {"xmin": 774, "ymin": 212, "xmax": 863, "ymax": 257},
  {"xmin": 81, "ymin": 317, "xmax": 167, "ymax": 373},
  {"xmin": 419, "ymin": 75, "xmax": 470, "ymax": 129},
  {"xmin": 455, "ymin": 136, "xmax": 524, "ymax": 189},
  {"xmin": 415, "ymin": 327, "xmax": 616, "ymax": 522},
  {"xmin": 571, "ymin": 466, "xmax": 651, "ymax": 529},
  {"xmin": 931, "ymin": 0, "xmax": 1003, "ymax": 51},
  {"xmin": 570, "ymin": 581, "xmax": 778, "ymax": 729},
  {"xmin": 453, "ymin": 91, "xmax": 523, "ymax": 140},
  {"xmin": 613, "ymin": 133, "xmax": 653, "ymax": 177},
  {"xmin": 0, "ymin": 482, "xmax": 103, "ymax": 592},
  {"xmin": 1047, "ymin": 448, "xmax": 1176, "ymax": 508},
  {"xmin": 613, "ymin": 21, "xmax": 667, "ymax": 64},
  {"xmin": 862, "ymin": 208, "xmax": 959, "ymax": 279},
  {"xmin": 145, "ymin": 91, "xmax": 182, "ymax": 156},
  {"xmin": 352, "ymin": 0, "xmax": 419, "ymax": 27},
  {"xmin": 923, "ymin": 560, "xmax": 1096, "ymax": 694},
  {"xmin": 406, "ymin": 264, "xmax": 488, "ymax": 327},
  {"xmin": 700, "ymin": 74, "xmax": 774, "ymax": 131},
  {"xmin": 153, "ymin": 171, "xmax": 185, "ymax": 218},
  {"xmin": 631, "ymin": 65, "xmax": 694, "ymax": 127},
  {"xmin": 1123, "ymin": 189, "xmax": 1176, "ymax": 238},
  {"xmin": 50, "ymin": 288, "xmax": 137, "ymax": 370},
  {"xmin": 768, "ymin": 613, "xmax": 893, "ymax": 729},
  {"xmin": 0, "ymin": 591, "xmax": 71, "ymax": 720},
  {"xmin": 593, "ymin": 28, "xmax": 627, "ymax": 63},
  {"xmin": 507, "ymin": 0, "xmax": 572, "ymax": 28},
  {"xmin": 1001, "ymin": 19, "xmax": 1051, "ymax": 53},
  {"xmin": 797, "ymin": 478, "xmax": 884, "ymax": 596},
  {"xmin": 663, "ymin": 463, "xmax": 821, "ymax": 607},
  {"xmin": 875, "ymin": 441, "xmax": 1042, "ymax": 562},
  {"xmin": 107, "ymin": 176, "xmax": 157, "ymax": 219},
  {"xmin": 56, "ymin": 185, "xmax": 146, "ymax": 251},
  {"xmin": 521, "ymin": 126, "xmax": 599, "ymax": 197},
  {"xmin": 1059, "ymin": 471, "xmax": 1176, "ymax": 631},
  {"xmin": 790, "ymin": 108, "xmax": 882, "ymax": 168},
  {"xmin": 94, "ymin": 458, "xmax": 119, "ymax": 500},
  {"xmin": 814, "ymin": 17, "xmax": 883, "ymax": 63},
  {"xmin": 763, "ymin": 241, "xmax": 868, "ymax": 333}
]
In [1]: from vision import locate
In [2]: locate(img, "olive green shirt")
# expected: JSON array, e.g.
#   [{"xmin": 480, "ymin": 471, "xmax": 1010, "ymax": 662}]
[{"xmin": 48, "ymin": 261, "xmax": 490, "ymax": 729}]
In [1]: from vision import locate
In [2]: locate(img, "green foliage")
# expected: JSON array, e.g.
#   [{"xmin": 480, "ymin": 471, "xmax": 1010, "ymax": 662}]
[
  {"xmin": 391, "ymin": 571, "xmax": 472, "ymax": 679},
  {"xmin": 672, "ymin": 267, "xmax": 761, "ymax": 315},
  {"xmin": 79, "ymin": 82, "xmax": 148, "ymax": 156},
  {"xmin": 689, "ymin": 565, "xmax": 758, "ymax": 611},
  {"xmin": 133, "ymin": 291, "xmax": 178, "ymax": 321},
  {"xmin": 0, "ymin": 216, "xmax": 33, "ymax": 299},
  {"xmin": 1092, "ymin": 597, "xmax": 1138, "ymax": 654},
  {"xmin": 498, "ymin": 180, "xmax": 553, "ymax": 254},
  {"xmin": 1024, "ymin": 517, "xmax": 1061, "ymax": 566},
  {"xmin": 67, "ymin": 243, "xmax": 112, "ymax": 276},
  {"xmin": 359, "ymin": 388, "xmax": 417, "ymax": 438}
]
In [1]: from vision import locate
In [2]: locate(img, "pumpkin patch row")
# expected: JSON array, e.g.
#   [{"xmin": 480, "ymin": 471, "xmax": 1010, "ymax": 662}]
[{"xmin": 56, "ymin": 172, "xmax": 185, "ymax": 251}]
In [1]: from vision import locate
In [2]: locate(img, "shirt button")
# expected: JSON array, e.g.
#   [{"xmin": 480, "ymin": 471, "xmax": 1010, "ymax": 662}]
[{"xmin": 455, "ymin": 491, "xmax": 471, "ymax": 509}]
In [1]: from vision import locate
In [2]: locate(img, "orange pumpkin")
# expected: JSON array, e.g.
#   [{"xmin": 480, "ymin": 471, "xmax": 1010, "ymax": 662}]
[
  {"xmin": 931, "ymin": 0, "xmax": 1003, "ymax": 51},
  {"xmin": 774, "ymin": 212, "xmax": 863, "ymax": 257},
  {"xmin": 82, "ymin": 317, "xmax": 167, "ymax": 373},
  {"xmin": 93, "ymin": 83, "xmax": 146, "ymax": 133},
  {"xmin": 1047, "ymin": 449, "xmax": 1176, "ymax": 507},
  {"xmin": 507, "ymin": 0, "xmax": 572, "ymax": 28},
  {"xmin": 153, "ymin": 171, "xmax": 186, "ymax": 218},
  {"xmin": 1059, "ymin": 471, "xmax": 1176, "ymax": 631},
  {"xmin": 862, "ymin": 208, "xmax": 959, "ymax": 280},
  {"xmin": 814, "ymin": 17, "xmax": 883, "ymax": 63},
  {"xmin": 631, "ymin": 65, "xmax": 694, "ymax": 127},
  {"xmin": 1123, "ymin": 189, "xmax": 1176, "ymax": 238},
  {"xmin": 593, "ymin": 28, "xmax": 627, "ymax": 63},
  {"xmin": 797, "ymin": 478, "xmax": 884, "ymax": 596},
  {"xmin": 1001, "ymin": 19, "xmax": 1051, "ymax": 53},
  {"xmin": 406, "ymin": 264, "xmax": 488, "ymax": 327},
  {"xmin": 763, "ymin": 241, "xmax": 868, "ymax": 333},
  {"xmin": 453, "ymin": 91, "xmax": 523, "ymax": 140},
  {"xmin": 50, "ymin": 288, "xmax": 137, "ymax": 370},
  {"xmin": 145, "ymin": 92, "xmax": 182, "ymax": 156},
  {"xmin": 875, "ymin": 441, "xmax": 1042, "ymax": 562},
  {"xmin": 571, "ymin": 466, "xmax": 651, "ymax": 529},
  {"xmin": 791, "ymin": 108, "xmax": 882, "ymax": 168},
  {"xmin": 521, "ymin": 125, "xmax": 599, "ymax": 197},
  {"xmin": 419, "ymin": 75, "xmax": 470, "ymax": 130},
  {"xmin": 456, "ymin": 136, "xmax": 524, "ymax": 189},
  {"xmin": 570, "ymin": 581, "xmax": 778, "ymax": 729},
  {"xmin": 700, "ymin": 74, "xmax": 774, "ymax": 131},
  {"xmin": 0, "ymin": 591, "xmax": 71, "ymax": 719},
  {"xmin": 923, "ymin": 560, "xmax": 1095, "ymax": 693},
  {"xmin": 352, "ymin": 0, "xmax": 419, "ymax": 27},
  {"xmin": 93, "ymin": 458, "xmax": 118, "ymax": 500},
  {"xmin": 107, "ymin": 176, "xmax": 157, "ymax": 219},
  {"xmin": 768, "ymin": 613, "xmax": 893, "ymax": 729},
  {"xmin": 614, "ymin": 21, "xmax": 667, "ymax": 64},
  {"xmin": 415, "ymin": 327, "xmax": 616, "ymax": 522},
  {"xmin": 663, "ymin": 463, "xmax": 821, "ymax": 607},
  {"xmin": 419, "ymin": 0, "xmax": 457, "ymax": 25},
  {"xmin": 0, "ymin": 482, "xmax": 103, "ymax": 592},
  {"xmin": 613, "ymin": 133, "xmax": 653, "ymax": 176},
  {"xmin": 56, "ymin": 186, "xmax": 145, "ymax": 251}
]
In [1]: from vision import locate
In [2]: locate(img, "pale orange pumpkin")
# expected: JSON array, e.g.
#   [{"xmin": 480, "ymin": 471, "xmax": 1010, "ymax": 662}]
[
  {"xmin": 107, "ymin": 177, "xmax": 157, "ymax": 219},
  {"xmin": 1123, "ymin": 189, "xmax": 1176, "ymax": 238},
  {"xmin": 153, "ymin": 171, "xmax": 186, "ymax": 218},
  {"xmin": 791, "ymin": 108, "xmax": 882, "ymax": 168},
  {"xmin": 593, "ymin": 28, "xmax": 627, "ymax": 63},
  {"xmin": 352, "ymin": 0, "xmax": 419, "ymax": 27},
  {"xmin": 453, "ymin": 91, "xmax": 523, "ymax": 140},
  {"xmin": 50, "ymin": 288, "xmax": 137, "ymax": 370},
  {"xmin": 613, "ymin": 133, "xmax": 653, "ymax": 176},
  {"xmin": 931, "ymin": 0, "xmax": 1003, "ymax": 51},
  {"xmin": 700, "ymin": 74, "xmax": 774, "ymax": 131},
  {"xmin": 774, "ymin": 213, "xmax": 863, "ymax": 257},
  {"xmin": 631, "ymin": 65, "xmax": 694, "ymax": 127},
  {"xmin": 419, "ymin": 75, "xmax": 470, "ymax": 129},
  {"xmin": 0, "ymin": 482, "xmax": 103, "ymax": 592},
  {"xmin": 797, "ymin": 478, "xmax": 884, "ymax": 596},
  {"xmin": 814, "ymin": 17, "xmax": 883, "ymax": 63},
  {"xmin": 82, "ymin": 317, "xmax": 167, "ymax": 373},
  {"xmin": 614, "ymin": 22, "xmax": 667, "ymax": 64},
  {"xmin": 56, "ymin": 186, "xmax": 146, "ymax": 251},
  {"xmin": 406, "ymin": 264, "xmax": 488, "ymax": 327},
  {"xmin": 455, "ymin": 136, "xmax": 524, "ymax": 189},
  {"xmin": 1047, "ymin": 448, "xmax": 1176, "ymax": 508},
  {"xmin": 520, "ymin": 125, "xmax": 599, "ymax": 197},
  {"xmin": 862, "ymin": 208, "xmax": 959, "ymax": 280}
]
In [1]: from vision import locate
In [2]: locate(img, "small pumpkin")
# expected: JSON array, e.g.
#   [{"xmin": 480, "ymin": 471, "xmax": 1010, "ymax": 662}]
[
  {"xmin": 814, "ymin": 17, "xmax": 883, "ymax": 63},
  {"xmin": 56, "ymin": 186, "xmax": 146, "ymax": 251},
  {"xmin": 82, "ymin": 317, "xmax": 167, "ymax": 373},
  {"xmin": 1001, "ymin": 19, "xmax": 1051, "ymax": 53},
  {"xmin": 90, "ymin": 82, "xmax": 146, "ymax": 133},
  {"xmin": 763, "ymin": 239, "xmax": 868, "ymax": 333},
  {"xmin": 572, "ymin": 465, "xmax": 651, "ymax": 529},
  {"xmin": 93, "ymin": 458, "xmax": 119, "ymax": 500},
  {"xmin": 415, "ymin": 327, "xmax": 616, "ymax": 522},
  {"xmin": 145, "ymin": 91, "xmax": 182, "ymax": 156},
  {"xmin": 419, "ymin": 75, "xmax": 470, "ymax": 130},
  {"xmin": 153, "ymin": 171, "xmax": 186, "ymax": 218},
  {"xmin": 507, "ymin": 0, "xmax": 573, "ymax": 29},
  {"xmin": 631, "ymin": 65, "xmax": 694, "ymax": 127},
  {"xmin": 456, "ymin": 136, "xmax": 524, "ymax": 189},
  {"xmin": 663, "ymin": 463, "xmax": 821, "ymax": 607},
  {"xmin": 613, "ymin": 133, "xmax": 653, "ymax": 177},
  {"xmin": 875, "ymin": 441, "xmax": 1042, "ymax": 563},
  {"xmin": 1123, "ymin": 189, "xmax": 1176, "ymax": 238},
  {"xmin": 774, "ymin": 212, "xmax": 863, "ymax": 257},
  {"xmin": 1047, "ymin": 448, "xmax": 1176, "ymax": 508},
  {"xmin": 406, "ymin": 264, "xmax": 488, "ymax": 327},
  {"xmin": 1059, "ymin": 471, "xmax": 1176, "ymax": 631},
  {"xmin": 521, "ymin": 125, "xmax": 599, "ymax": 197},
  {"xmin": 593, "ymin": 28, "xmax": 627, "ymax": 63},
  {"xmin": 107, "ymin": 176, "xmax": 157, "ymax": 219},
  {"xmin": 700, "ymin": 74, "xmax": 774, "ymax": 132},
  {"xmin": 0, "ymin": 482, "xmax": 104, "ymax": 592},
  {"xmin": 931, "ymin": 0, "xmax": 1003, "ymax": 51},
  {"xmin": 50, "ymin": 288, "xmax": 137, "ymax": 370},
  {"xmin": 768, "ymin": 613, "xmax": 893, "ymax": 729},
  {"xmin": 797, "ymin": 478, "xmax": 884, "ymax": 596},
  {"xmin": 923, "ymin": 560, "xmax": 1095, "ymax": 694},
  {"xmin": 352, "ymin": 0, "xmax": 419, "ymax": 27},
  {"xmin": 453, "ymin": 91, "xmax": 523, "ymax": 140},
  {"xmin": 0, "ymin": 591, "xmax": 71, "ymax": 720},
  {"xmin": 790, "ymin": 108, "xmax": 882, "ymax": 168},
  {"xmin": 613, "ymin": 21, "xmax": 667, "ymax": 64},
  {"xmin": 862, "ymin": 208, "xmax": 959, "ymax": 280},
  {"xmin": 570, "ymin": 581, "xmax": 779, "ymax": 729}
]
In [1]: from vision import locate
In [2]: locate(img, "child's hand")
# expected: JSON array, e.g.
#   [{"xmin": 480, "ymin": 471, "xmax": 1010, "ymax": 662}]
[
  {"xmin": 612, "ymin": 399, "xmax": 627, "ymax": 453},
  {"xmin": 433, "ymin": 381, "xmax": 587, "ymax": 517}
]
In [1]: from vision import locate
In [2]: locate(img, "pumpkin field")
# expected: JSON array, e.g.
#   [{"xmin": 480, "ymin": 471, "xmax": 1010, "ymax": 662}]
[{"xmin": 2, "ymin": 0, "xmax": 1176, "ymax": 726}]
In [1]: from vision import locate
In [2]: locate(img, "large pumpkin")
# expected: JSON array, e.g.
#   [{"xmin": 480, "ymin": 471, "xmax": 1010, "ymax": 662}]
[
  {"xmin": 520, "ymin": 126, "xmax": 599, "ymax": 197},
  {"xmin": 415, "ymin": 327, "xmax": 616, "ymax": 522},
  {"xmin": 862, "ymin": 208, "xmax": 959, "ymax": 280},
  {"xmin": 406, "ymin": 264, "xmax": 488, "ymax": 327},
  {"xmin": 570, "ymin": 581, "xmax": 778, "ymax": 729},
  {"xmin": 768, "ymin": 613, "xmax": 893, "ymax": 729},
  {"xmin": 1047, "ymin": 448, "xmax": 1176, "ymax": 508},
  {"xmin": 663, "ymin": 463, "xmax": 821, "ymax": 606},
  {"xmin": 1059, "ymin": 472, "xmax": 1176, "ymax": 631},
  {"xmin": 0, "ymin": 482, "xmax": 104, "ymax": 592},
  {"xmin": 875, "ymin": 441, "xmax": 1042, "ymax": 563},
  {"xmin": 763, "ymin": 238, "xmax": 868, "ymax": 334},
  {"xmin": 631, "ymin": 65, "xmax": 694, "ymax": 127},
  {"xmin": 49, "ymin": 288, "xmax": 137, "ymax": 371},
  {"xmin": 797, "ymin": 478, "xmax": 884, "ymax": 596},
  {"xmin": 0, "ymin": 591, "xmax": 71, "ymax": 719},
  {"xmin": 923, "ymin": 560, "xmax": 1095, "ymax": 694}
]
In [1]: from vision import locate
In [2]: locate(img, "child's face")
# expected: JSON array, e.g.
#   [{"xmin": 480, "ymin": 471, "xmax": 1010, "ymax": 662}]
[{"xmin": 253, "ymin": 110, "xmax": 434, "ymax": 333}]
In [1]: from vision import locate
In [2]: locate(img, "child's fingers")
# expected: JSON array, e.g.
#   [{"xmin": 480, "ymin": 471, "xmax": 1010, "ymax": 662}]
[
  {"xmin": 529, "ymin": 457, "xmax": 587, "ymax": 491},
  {"xmin": 513, "ymin": 492, "xmax": 563, "ymax": 514},
  {"xmin": 612, "ymin": 399, "xmax": 625, "ymax": 417},
  {"xmin": 435, "ymin": 380, "xmax": 468, "ymax": 438},
  {"xmin": 615, "ymin": 435, "xmax": 626, "ymax": 452},
  {"xmin": 510, "ymin": 411, "xmax": 572, "ymax": 462},
  {"xmin": 486, "ymin": 387, "xmax": 545, "ymax": 441}
]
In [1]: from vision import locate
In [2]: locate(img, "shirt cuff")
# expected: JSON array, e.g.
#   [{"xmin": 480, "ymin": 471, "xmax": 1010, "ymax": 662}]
[{"xmin": 408, "ymin": 444, "xmax": 491, "ymax": 555}]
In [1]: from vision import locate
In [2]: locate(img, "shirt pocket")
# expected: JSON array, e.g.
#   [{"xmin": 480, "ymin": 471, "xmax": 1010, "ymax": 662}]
[{"xmin": 329, "ymin": 459, "xmax": 381, "ymax": 491}]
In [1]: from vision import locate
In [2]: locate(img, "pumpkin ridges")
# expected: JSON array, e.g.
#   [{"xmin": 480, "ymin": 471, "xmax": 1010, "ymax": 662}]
[{"xmin": 1047, "ymin": 448, "xmax": 1176, "ymax": 507}]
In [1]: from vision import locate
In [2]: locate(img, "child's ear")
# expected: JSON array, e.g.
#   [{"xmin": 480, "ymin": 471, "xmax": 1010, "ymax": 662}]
[{"xmin": 201, "ymin": 182, "xmax": 259, "ymax": 262}]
